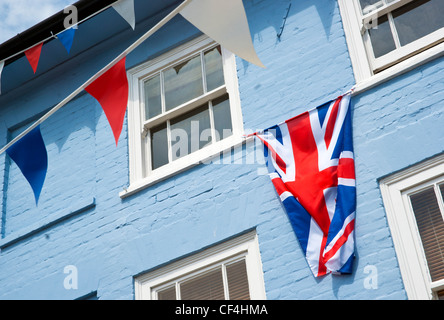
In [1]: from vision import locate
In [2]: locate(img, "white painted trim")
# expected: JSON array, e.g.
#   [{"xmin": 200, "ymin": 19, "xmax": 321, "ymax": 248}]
[
  {"xmin": 379, "ymin": 153, "xmax": 444, "ymax": 300},
  {"xmin": 353, "ymin": 40, "xmax": 444, "ymax": 95},
  {"xmin": 338, "ymin": 0, "xmax": 373, "ymax": 82},
  {"xmin": 124, "ymin": 35, "xmax": 244, "ymax": 197},
  {"xmin": 120, "ymin": 134, "xmax": 244, "ymax": 198},
  {"xmin": 134, "ymin": 230, "xmax": 267, "ymax": 300},
  {"xmin": 338, "ymin": 0, "xmax": 444, "ymax": 87},
  {"xmin": 372, "ymin": 28, "xmax": 444, "ymax": 72},
  {"xmin": 360, "ymin": 0, "xmax": 416, "ymax": 20}
]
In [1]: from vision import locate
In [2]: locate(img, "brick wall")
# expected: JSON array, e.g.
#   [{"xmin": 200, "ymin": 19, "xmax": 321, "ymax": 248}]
[{"xmin": 0, "ymin": 0, "xmax": 442, "ymax": 299}]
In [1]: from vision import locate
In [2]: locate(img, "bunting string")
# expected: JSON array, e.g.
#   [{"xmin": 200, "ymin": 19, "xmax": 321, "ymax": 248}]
[
  {"xmin": 0, "ymin": 0, "xmax": 192, "ymax": 157},
  {"xmin": 0, "ymin": 0, "xmax": 136, "ymax": 96},
  {"xmin": 0, "ymin": 0, "xmax": 265, "ymax": 205},
  {"xmin": 0, "ymin": 0, "xmax": 127, "ymax": 67}
]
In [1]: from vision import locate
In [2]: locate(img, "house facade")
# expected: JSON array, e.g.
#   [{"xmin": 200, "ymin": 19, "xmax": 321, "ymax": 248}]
[{"xmin": 0, "ymin": 0, "xmax": 443, "ymax": 300}]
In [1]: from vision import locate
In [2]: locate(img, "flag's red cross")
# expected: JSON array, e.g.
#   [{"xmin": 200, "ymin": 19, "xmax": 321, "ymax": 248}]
[{"xmin": 259, "ymin": 97, "xmax": 355, "ymax": 276}]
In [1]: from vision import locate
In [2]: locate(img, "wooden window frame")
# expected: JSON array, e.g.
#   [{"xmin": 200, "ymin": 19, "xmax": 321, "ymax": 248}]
[
  {"xmin": 380, "ymin": 153, "xmax": 444, "ymax": 299},
  {"xmin": 134, "ymin": 230, "xmax": 267, "ymax": 300},
  {"xmin": 338, "ymin": 0, "xmax": 444, "ymax": 87},
  {"xmin": 121, "ymin": 35, "xmax": 244, "ymax": 198},
  {"xmin": 151, "ymin": 255, "xmax": 248, "ymax": 300}
]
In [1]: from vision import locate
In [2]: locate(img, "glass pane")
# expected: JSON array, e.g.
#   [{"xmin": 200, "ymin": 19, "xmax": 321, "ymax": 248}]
[
  {"xmin": 180, "ymin": 268, "xmax": 225, "ymax": 300},
  {"xmin": 359, "ymin": 0, "xmax": 384, "ymax": 14},
  {"xmin": 226, "ymin": 260, "xmax": 250, "ymax": 300},
  {"xmin": 368, "ymin": 14, "xmax": 397, "ymax": 58},
  {"xmin": 150, "ymin": 124, "xmax": 169, "ymax": 170},
  {"xmin": 392, "ymin": 0, "xmax": 444, "ymax": 47},
  {"xmin": 164, "ymin": 55, "xmax": 203, "ymax": 111},
  {"xmin": 204, "ymin": 46, "xmax": 225, "ymax": 92},
  {"xmin": 157, "ymin": 286, "xmax": 176, "ymax": 300},
  {"xmin": 212, "ymin": 94, "xmax": 233, "ymax": 142},
  {"xmin": 438, "ymin": 290, "xmax": 444, "ymax": 300},
  {"xmin": 144, "ymin": 75, "xmax": 162, "ymax": 120},
  {"xmin": 410, "ymin": 187, "xmax": 444, "ymax": 282},
  {"xmin": 170, "ymin": 105, "xmax": 211, "ymax": 161}
]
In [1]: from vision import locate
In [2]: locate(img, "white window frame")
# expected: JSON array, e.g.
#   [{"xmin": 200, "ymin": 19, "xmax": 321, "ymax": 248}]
[
  {"xmin": 121, "ymin": 35, "xmax": 244, "ymax": 198},
  {"xmin": 339, "ymin": 0, "xmax": 444, "ymax": 88},
  {"xmin": 134, "ymin": 230, "xmax": 267, "ymax": 300},
  {"xmin": 380, "ymin": 153, "xmax": 444, "ymax": 300}
]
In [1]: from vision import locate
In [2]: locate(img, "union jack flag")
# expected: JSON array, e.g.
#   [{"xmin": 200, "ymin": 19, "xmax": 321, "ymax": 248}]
[{"xmin": 255, "ymin": 94, "xmax": 356, "ymax": 277}]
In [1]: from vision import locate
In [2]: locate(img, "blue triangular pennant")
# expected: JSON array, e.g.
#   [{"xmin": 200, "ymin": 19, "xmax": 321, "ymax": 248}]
[
  {"xmin": 57, "ymin": 28, "xmax": 76, "ymax": 54},
  {"xmin": 6, "ymin": 126, "xmax": 48, "ymax": 205}
]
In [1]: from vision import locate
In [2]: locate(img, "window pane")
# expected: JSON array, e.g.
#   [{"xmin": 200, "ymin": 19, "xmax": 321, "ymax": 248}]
[
  {"xmin": 180, "ymin": 268, "xmax": 225, "ymax": 300},
  {"xmin": 164, "ymin": 55, "xmax": 203, "ymax": 111},
  {"xmin": 170, "ymin": 105, "xmax": 211, "ymax": 161},
  {"xmin": 368, "ymin": 14, "xmax": 397, "ymax": 58},
  {"xmin": 392, "ymin": 0, "xmax": 444, "ymax": 47},
  {"xmin": 150, "ymin": 124, "xmax": 169, "ymax": 170},
  {"xmin": 204, "ymin": 46, "xmax": 225, "ymax": 92},
  {"xmin": 359, "ymin": 0, "xmax": 384, "ymax": 14},
  {"xmin": 438, "ymin": 290, "xmax": 444, "ymax": 300},
  {"xmin": 212, "ymin": 94, "xmax": 233, "ymax": 142},
  {"xmin": 226, "ymin": 260, "xmax": 250, "ymax": 300},
  {"xmin": 410, "ymin": 187, "xmax": 444, "ymax": 282},
  {"xmin": 144, "ymin": 75, "xmax": 162, "ymax": 120},
  {"xmin": 157, "ymin": 286, "xmax": 176, "ymax": 300}
]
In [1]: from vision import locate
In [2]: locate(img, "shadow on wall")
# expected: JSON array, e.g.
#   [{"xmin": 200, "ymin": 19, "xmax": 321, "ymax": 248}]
[
  {"xmin": 248, "ymin": 0, "xmax": 336, "ymax": 35},
  {"xmin": 244, "ymin": 0, "xmax": 338, "ymax": 44}
]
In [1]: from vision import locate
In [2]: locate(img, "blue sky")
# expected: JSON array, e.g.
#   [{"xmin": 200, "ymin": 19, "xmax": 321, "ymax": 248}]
[{"xmin": 0, "ymin": 0, "xmax": 75, "ymax": 44}]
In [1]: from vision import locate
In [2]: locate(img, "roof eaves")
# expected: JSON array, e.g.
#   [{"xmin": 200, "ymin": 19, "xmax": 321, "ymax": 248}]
[{"xmin": 0, "ymin": 0, "xmax": 119, "ymax": 64}]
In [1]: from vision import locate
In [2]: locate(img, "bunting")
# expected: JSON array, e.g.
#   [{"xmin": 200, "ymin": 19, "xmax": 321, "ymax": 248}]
[
  {"xmin": 57, "ymin": 27, "xmax": 76, "ymax": 54},
  {"xmin": 25, "ymin": 43, "xmax": 44, "ymax": 74},
  {"xmin": 180, "ymin": 0, "xmax": 265, "ymax": 68},
  {"xmin": 6, "ymin": 126, "xmax": 48, "ymax": 205},
  {"xmin": 112, "ymin": 0, "xmax": 136, "ymax": 30},
  {"xmin": 0, "ymin": 0, "xmax": 268, "ymax": 203},
  {"xmin": 85, "ymin": 57, "xmax": 129, "ymax": 145}
]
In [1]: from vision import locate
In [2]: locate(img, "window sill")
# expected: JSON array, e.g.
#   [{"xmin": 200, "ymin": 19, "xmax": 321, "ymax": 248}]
[
  {"xmin": 352, "ymin": 40, "xmax": 444, "ymax": 96},
  {"xmin": 119, "ymin": 135, "xmax": 245, "ymax": 198}
]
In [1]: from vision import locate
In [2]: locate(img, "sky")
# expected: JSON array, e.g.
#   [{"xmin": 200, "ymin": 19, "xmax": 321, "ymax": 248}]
[{"xmin": 0, "ymin": 0, "xmax": 75, "ymax": 44}]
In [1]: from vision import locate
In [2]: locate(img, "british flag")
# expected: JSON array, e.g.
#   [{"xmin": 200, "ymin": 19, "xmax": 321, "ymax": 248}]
[{"xmin": 255, "ymin": 94, "xmax": 356, "ymax": 277}]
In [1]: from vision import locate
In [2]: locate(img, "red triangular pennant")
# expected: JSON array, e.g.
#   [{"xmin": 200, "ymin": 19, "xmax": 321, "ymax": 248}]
[
  {"xmin": 25, "ymin": 43, "xmax": 43, "ymax": 73},
  {"xmin": 85, "ymin": 57, "xmax": 129, "ymax": 145}
]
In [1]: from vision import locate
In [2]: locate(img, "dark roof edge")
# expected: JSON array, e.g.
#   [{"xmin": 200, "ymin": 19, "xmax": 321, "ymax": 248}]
[{"xmin": 0, "ymin": 0, "xmax": 119, "ymax": 64}]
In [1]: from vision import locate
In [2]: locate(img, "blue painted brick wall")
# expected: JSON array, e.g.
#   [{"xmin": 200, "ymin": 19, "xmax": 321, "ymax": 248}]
[{"xmin": 0, "ymin": 0, "xmax": 442, "ymax": 300}]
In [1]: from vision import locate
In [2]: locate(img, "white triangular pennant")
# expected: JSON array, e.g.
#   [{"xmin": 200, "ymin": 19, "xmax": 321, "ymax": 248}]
[
  {"xmin": 180, "ymin": 0, "xmax": 265, "ymax": 68},
  {"xmin": 0, "ymin": 60, "xmax": 4, "ymax": 95},
  {"xmin": 112, "ymin": 0, "xmax": 136, "ymax": 30}
]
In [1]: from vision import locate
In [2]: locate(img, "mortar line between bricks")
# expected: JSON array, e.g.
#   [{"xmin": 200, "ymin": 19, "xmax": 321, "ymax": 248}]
[{"xmin": 0, "ymin": 198, "xmax": 95, "ymax": 250}]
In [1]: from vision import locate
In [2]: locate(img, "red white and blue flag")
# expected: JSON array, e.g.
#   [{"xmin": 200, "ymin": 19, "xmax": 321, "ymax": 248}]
[{"xmin": 254, "ymin": 94, "xmax": 356, "ymax": 277}]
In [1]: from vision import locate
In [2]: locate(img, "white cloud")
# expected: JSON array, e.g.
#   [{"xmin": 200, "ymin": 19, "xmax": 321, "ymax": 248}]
[{"xmin": 0, "ymin": 0, "xmax": 75, "ymax": 44}]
